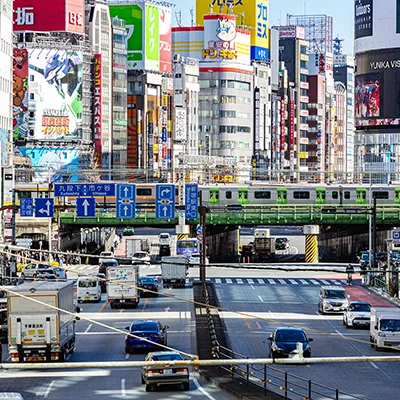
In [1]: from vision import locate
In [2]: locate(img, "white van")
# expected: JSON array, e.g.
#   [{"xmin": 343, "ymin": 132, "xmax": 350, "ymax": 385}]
[
  {"xmin": 159, "ymin": 233, "xmax": 171, "ymax": 245},
  {"xmin": 77, "ymin": 277, "xmax": 102, "ymax": 303}
]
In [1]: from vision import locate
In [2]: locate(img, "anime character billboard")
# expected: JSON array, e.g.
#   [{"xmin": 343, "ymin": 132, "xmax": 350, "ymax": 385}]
[
  {"xmin": 13, "ymin": 48, "xmax": 29, "ymax": 140},
  {"xmin": 28, "ymin": 49, "xmax": 83, "ymax": 139}
]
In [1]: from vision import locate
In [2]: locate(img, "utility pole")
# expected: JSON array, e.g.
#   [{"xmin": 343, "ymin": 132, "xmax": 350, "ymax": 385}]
[{"xmin": 372, "ymin": 196, "xmax": 377, "ymax": 270}]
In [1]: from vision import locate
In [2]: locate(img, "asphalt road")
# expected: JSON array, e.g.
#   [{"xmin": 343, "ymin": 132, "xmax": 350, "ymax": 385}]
[
  {"xmin": 0, "ymin": 286, "xmax": 235, "ymax": 400},
  {"xmin": 215, "ymin": 278, "xmax": 400, "ymax": 400}
]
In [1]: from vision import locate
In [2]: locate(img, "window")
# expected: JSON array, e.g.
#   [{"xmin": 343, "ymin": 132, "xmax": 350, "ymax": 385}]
[
  {"xmin": 293, "ymin": 191, "xmax": 310, "ymax": 199},
  {"xmin": 344, "ymin": 191, "xmax": 351, "ymax": 199},
  {"xmin": 254, "ymin": 191, "xmax": 271, "ymax": 199},
  {"xmin": 373, "ymin": 191, "xmax": 389, "ymax": 199},
  {"xmin": 137, "ymin": 188, "xmax": 152, "ymax": 196},
  {"xmin": 225, "ymin": 191, "xmax": 232, "ymax": 199},
  {"xmin": 332, "ymin": 191, "xmax": 338, "ymax": 199}
]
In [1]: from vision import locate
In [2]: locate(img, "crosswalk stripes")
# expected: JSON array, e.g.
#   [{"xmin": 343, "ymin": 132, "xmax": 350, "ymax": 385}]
[{"xmin": 203, "ymin": 278, "xmax": 351, "ymax": 286}]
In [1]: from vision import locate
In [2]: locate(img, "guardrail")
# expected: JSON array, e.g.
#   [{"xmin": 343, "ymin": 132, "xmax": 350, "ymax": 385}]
[{"xmin": 201, "ymin": 283, "xmax": 365, "ymax": 400}]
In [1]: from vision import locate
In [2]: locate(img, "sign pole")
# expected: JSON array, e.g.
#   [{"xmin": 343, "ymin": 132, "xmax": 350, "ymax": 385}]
[{"xmin": 199, "ymin": 191, "xmax": 207, "ymax": 285}]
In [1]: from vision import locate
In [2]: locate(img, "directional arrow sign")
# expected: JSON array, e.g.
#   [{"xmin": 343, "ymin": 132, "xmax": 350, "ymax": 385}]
[
  {"xmin": 156, "ymin": 184, "xmax": 175, "ymax": 219},
  {"xmin": 116, "ymin": 184, "xmax": 136, "ymax": 219},
  {"xmin": 35, "ymin": 198, "xmax": 54, "ymax": 218},
  {"xmin": 76, "ymin": 198, "xmax": 96, "ymax": 217}
]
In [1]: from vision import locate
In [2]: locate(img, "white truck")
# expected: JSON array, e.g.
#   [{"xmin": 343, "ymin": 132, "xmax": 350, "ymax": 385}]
[
  {"xmin": 370, "ymin": 307, "xmax": 400, "ymax": 350},
  {"xmin": 107, "ymin": 265, "xmax": 140, "ymax": 309},
  {"xmin": 125, "ymin": 238, "xmax": 150, "ymax": 258},
  {"xmin": 161, "ymin": 256, "xmax": 188, "ymax": 288},
  {"xmin": 254, "ymin": 228, "xmax": 276, "ymax": 262},
  {"xmin": 7, "ymin": 281, "xmax": 78, "ymax": 362}
]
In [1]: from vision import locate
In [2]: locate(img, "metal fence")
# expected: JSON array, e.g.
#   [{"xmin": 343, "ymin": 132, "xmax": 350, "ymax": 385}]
[{"xmin": 202, "ymin": 284, "xmax": 365, "ymax": 400}]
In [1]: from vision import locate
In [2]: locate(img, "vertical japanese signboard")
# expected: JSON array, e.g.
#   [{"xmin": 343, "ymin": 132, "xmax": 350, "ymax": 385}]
[
  {"xmin": 254, "ymin": 88, "xmax": 260, "ymax": 152},
  {"xmin": 94, "ymin": 54, "xmax": 102, "ymax": 165},
  {"xmin": 145, "ymin": 3, "xmax": 159, "ymax": 71},
  {"xmin": 289, "ymin": 88, "xmax": 295, "ymax": 170},
  {"xmin": 159, "ymin": 6, "xmax": 172, "ymax": 73}
]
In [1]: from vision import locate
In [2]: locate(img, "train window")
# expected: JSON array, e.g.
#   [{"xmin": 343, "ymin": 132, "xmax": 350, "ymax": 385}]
[
  {"xmin": 293, "ymin": 191, "xmax": 310, "ymax": 199},
  {"xmin": 344, "ymin": 191, "xmax": 350, "ymax": 199},
  {"xmin": 332, "ymin": 191, "xmax": 338, "ymax": 199},
  {"xmin": 372, "ymin": 191, "xmax": 389, "ymax": 199},
  {"xmin": 254, "ymin": 191, "xmax": 271, "ymax": 199},
  {"xmin": 137, "ymin": 188, "xmax": 152, "ymax": 196},
  {"xmin": 225, "ymin": 191, "xmax": 232, "ymax": 199}
]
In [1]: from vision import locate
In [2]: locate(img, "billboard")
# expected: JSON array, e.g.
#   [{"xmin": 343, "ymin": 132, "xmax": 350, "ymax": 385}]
[
  {"xmin": 15, "ymin": 147, "xmax": 80, "ymax": 182},
  {"xmin": 273, "ymin": 25, "xmax": 306, "ymax": 40},
  {"xmin": 93, "ymin": 54, "xmax": 102, "ymax": 163},
  {"xmin": 196, "ymin": 0, "xmax": 269, "ymax": 60},
  {"xmin": 355, "ymin": 0, "xmax": 373, "ymax": 39},
  {"xmin": 13, "ymin": 48, "xmax": 29, "ymax": 141},
  {"xmin": 28, "ymin": 49, "xmax": 83, "ymax": 140},
  {"xmin": 0, "ymin": 129, "xmax": 10, "ymax": 167},
  {"xmin": 159, "ymin": 7, "xmax": 172, "ymax": 73},
  {"xmin": 145, "ymin": 4, "xmax": 160, "ymax": 71},
  {"xmin": 13, "ymin": 0, "xmax": 84, "ymax": 34},
  {"xmin": 356, "ymin": 49, "xmax": 400, "ymax": 127}
]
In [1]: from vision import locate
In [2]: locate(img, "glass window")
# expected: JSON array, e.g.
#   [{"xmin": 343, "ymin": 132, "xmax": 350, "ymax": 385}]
[
  {"xmin": 225, "ymin": 191, "xmax": 232, "ymax": 199},
  {"xmin": 293, "ymin": 191, "xmax": 310, "ymax": 199},
  {"xmin": 254, "ymin": 191, "xmax": 271, "ymax": 199},
  {"xmin": 137, "ymin": 188, "xmax": 152, "ymax": 196},
  {"xmin": 373, "ymin": 191, "xmax": 389, "ymax": 199},
  {"xmin": 332, "ymin": 191, "xmax": 338, "ymax": 199},
  {"xmin": 344, "ymin": 191, "xmax": 351, "ymax": 199}
]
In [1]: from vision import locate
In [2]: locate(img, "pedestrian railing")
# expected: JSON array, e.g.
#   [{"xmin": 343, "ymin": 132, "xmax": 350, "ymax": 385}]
[{"xmin": 201, "ymin": 283, "xmax": 365, "ymax": 400}]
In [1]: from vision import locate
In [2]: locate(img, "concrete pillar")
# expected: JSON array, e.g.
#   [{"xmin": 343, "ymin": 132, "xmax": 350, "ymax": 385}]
[{"xmin": 304, "ymin": 225, "xmax": 320, "ymax": 264}]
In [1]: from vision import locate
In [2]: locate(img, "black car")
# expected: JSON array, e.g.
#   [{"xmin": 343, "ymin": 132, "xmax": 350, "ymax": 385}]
[
  {"xmin": 0, "ymin": 308, "xmax": 7, "ymax": 343},
  {"xmin": 138, "ymin": 277, "xmax": 158, "ymax": 297},
  {"xmin": 98, "ymin": 259, "xmax": 118, "ymax": 275},
  {"xmin": 97, "ymin": 273, "xmax": 107, "ymax": 293},
  {"xmin": 268, "ymin": 327, "xmax": 313, "ymax": 358}
]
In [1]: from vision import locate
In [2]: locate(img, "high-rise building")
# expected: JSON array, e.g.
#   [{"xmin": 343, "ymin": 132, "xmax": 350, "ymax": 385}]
[
  {"xmin": 111, "ymin": 16, "xmax": 128, "ymax": 176},
  {"xmin": 333, "ymin": 54, "xmax": 355, "ymax": 175},
  {"xmin": 273, "ymin": 26, "xmax": 309, "ymax": 181},
  {"xmin": 287, "ymin": 14, "xmax": 333, "ymax": 54},
  {"xmin": 354, "ymin": 0, "xmax": 400, "ymax": 183}
]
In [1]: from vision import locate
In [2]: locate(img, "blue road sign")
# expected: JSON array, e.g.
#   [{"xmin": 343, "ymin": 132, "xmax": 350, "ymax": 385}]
[
  {"xmin": 393, "ymin": 230, "xmax": 400, "ymax": 243},
  {"xmin": 116, "ymin": 184, "xmax": 136, "ymax": 219},
  {"xmin": 161, "ymin": 127, "xmax": 167, "ymax": 142},
  {"xmin": 35, "ymin": 198, "xmax": 54, "ymax": 218},
  {"xmin": 54, "ymin": 183, "xmax": 115, "ymax": 197},
  {"xmin": 20, "ymin": 198, "xmax": 34, "ymax": 217},
  {"xmin": 185, "ymin": 184, "xmax": 198, "ymax": 220},
  {"xmin": 76, "ymin": 198, "xmax": 96, "ymax": 217},
  {"xmin": 156, "ymin": 184, "xmax": 175, "ymax": 219}
]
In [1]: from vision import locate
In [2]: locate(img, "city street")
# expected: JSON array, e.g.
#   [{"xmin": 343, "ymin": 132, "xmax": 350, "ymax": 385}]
[
  {"xmin": 0, "ymin": 287, "xmax": 235, "ymax": 400},
  {"xmin": 215, "ymin": 277, "xmax": 400, "ymax": 400}
]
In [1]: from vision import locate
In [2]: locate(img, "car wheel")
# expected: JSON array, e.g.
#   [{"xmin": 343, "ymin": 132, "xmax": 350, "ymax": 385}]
[
  {"xmin": 21, "ymin": 273, "xmax": 25, "ymax": 281},
  {"xmin": 110, "ymin": 303, "xmax": 116, "ymax": 309},
  {"xmin": 78, "ymin": 300, "xmax": 82, "ymax": 304},
  {"xmin": 345, "ymin": 321, "xmax": 349, "ymax": 329},
  {"xmin": 125, "ymin": 347, "xmax": 130, "ymax": 354},
  {"xmin": 183, "ymin": 382, "xmax": 190, "ymax": 391},
  {"xmin": 370, "ymin": 336, "xmax": 375, "ymax": 348},
  {"xmin": 145, "ymin": 383, "xmax": 153, "ymax": 392},
  {"xmin": 141, "ymin": 376, "xmax": 145, "ymax": 384}
]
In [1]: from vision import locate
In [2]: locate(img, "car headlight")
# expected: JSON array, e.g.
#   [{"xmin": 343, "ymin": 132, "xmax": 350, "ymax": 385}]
[
  {"xmin": 378, "ymin": 332, "xmax": 386, "ymax": 337},
  {"xmin": 348, "ymin": 313, "xmax": 355, "ymax": 320},
  {"xmin": 323, "ymin": 300, "xmax": 331, "ymax": 306}
]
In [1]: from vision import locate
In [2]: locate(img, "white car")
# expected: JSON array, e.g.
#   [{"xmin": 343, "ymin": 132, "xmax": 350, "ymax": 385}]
[
  {"xmin": 343, "ymin": 301, "xmax": 371, "ymax": 328},
  {"xmin": 99, "ymin": 251, "xmax": 114, "ymax": 264},
  {"xmin": 132, "ymin": 251, "xmax": 151, "ymax": 264},
  {"xmin": 189, "ymin": 253, "xmax": 209, "ymax": 265},
  {"xmin": 159, "ymin": 233, "xmax": 171, "ymax": 245}
]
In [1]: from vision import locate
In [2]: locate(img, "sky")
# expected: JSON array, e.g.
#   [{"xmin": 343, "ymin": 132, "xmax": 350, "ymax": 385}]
[{"xmin": 170, "ymin": 0, "xmax": 354, "ymax": 55}]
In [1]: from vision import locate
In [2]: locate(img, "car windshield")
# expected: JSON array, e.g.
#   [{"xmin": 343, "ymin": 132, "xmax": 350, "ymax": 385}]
[
  {"xmin": 380, "ymin": 319, "xmax": 400, "ymax": 332},
  {"xmin": 134, "ymin": 253, "xmax": 146, "ymax": 258},
  {"xmin": 101, "ymin": 253, "xmax": 112, "ymax": 257},
  {"xmin": 102, "ymin": 261, "xmax": 117, "ymax": 267},
  {"xmin": 79, "ymin": 280, "xmax": 97, "ymax": 288},
  {"xmin": 325, "ymin": 290, "xmax": 346, "ymax": 299},
  {"xmin": 38, "ymin": 269, "xmax": 54, "ymax": 274},
  {"xmin": 140, "ymin": 278, "xmax": 155, "ymax": 283},
  {"xmin": 151, "ymin": 353, "xmax": 183, "ymax": 361},
  {"xmin": 275, "ymin": 330, "xmax": 307, "ymax": 342},
  {"xmin": 349, "ymin": 303, "xmax": 371, "ymax": 312},
  {"xmin": 131, "ymin": 322, "xmax": 158, "ymax": 332}
]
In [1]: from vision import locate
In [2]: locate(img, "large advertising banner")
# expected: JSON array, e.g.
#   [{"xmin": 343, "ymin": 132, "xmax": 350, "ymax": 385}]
[
  {"xmin": 13, "ymin": 0, "xmax": 84, "ymax": 34},
  {"xmin": 15, "ymin": 147, "xmax": 80, "ymax": 182},
  {"xmin": 196, "ymin": 0, "xmax": 269, "ymax": 60},
  {"xmin": 355, "ymin": 0, "xmax": 373, "ymax": 39},
  {"xmin": 28, "ymin": 49, "xmax": 83, "ymax": 140},
  {"xmin": 13, "ymin": 48, "xmax": 29, "ymax": 141},
  {"xmin": 109, "ymin": 4, "xmax": 144, "ymax": 70},
  {"xmin": 93, "ymin": 54, "xmax": 102, "ymax": 164},
  {"xmin": 159, "ymin": 7, "xmax": 172, "ymax": 73},
  {"xmin": 145, "ymin": 4, "xmax": 160, "ymax": 71},
  {"xmin": 356, "ymin": 49, "xmax": 400, "ymax": 127}
]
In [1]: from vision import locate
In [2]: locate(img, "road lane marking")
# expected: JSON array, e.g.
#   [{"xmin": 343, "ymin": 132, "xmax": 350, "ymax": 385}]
[
  {"xmin": 370, "ymin": 362, "xmax": 379, "ymax": 369},
  {"xmin": 43, "ymin": 380, "xmax": 55, "ymax": 398},
  {"xmin": 141, "ymin": 298, "xmax": 149, "ymax": 312},
  {"xmin": 84, "ymin": 324, "xmax": 93, "ymax": 334},
  {"xmin": 247, "ymin": 279, "xmax": 254, "ymax": 284},
  {"xmin": 310, "ymin": 279, "xmax": 320, "ymax": 285},
  {"xmin": 0, "ymin": 370, "xmax": 111, "ymax": 379},
  {"xmin": 250, "ymin": 285, "xmax": 255, "ymax": 290},
  {"xmin": 331, "ymin": 280, "xmax": 341, "ymax": 285},
  {"xmin": 215, "ymin": 278, "xmax": 222, "ymax": 284},
  {"xmin": 289, "ymin": 279, "xmax": 298, "ymax": 285},
  {"xmin": 320, "ymin": 279, "xmax": 330, "ymax": 285},
  {"xmin": 121, "ymin": 379, "xmax": 126, "ymax": 396},
  {"xmin": 220, "ymin": 312, "xmax": 343, "ymax": 320},
  {"xmin": 258, "ymin": 279, "xmax": 265, "ymax": 284},
  {"xmin": 258, "ymin": 295, "xmax": 264, "ymax": 303},
  {"xmin": 81, "ymin": 311, "xmax": 192, "ymax": 320},
  {"xmin": 299, "ymin": 279, "xmax": 309, "ymax": 285},
  {"xmin": 125, "ymin": 353, "xmax": 130, "ymax": 359},
  {"xmin": 193, "ymin": 378, "xmax": 217, "ymax": 400},
  {"xmin": 278, "ymin": 279, "xmax": 287, "ymax": 284},
  {"xmin": 237, "ymin": 279, "xmax": 244, "ymax": 284},
  {"xmin": 98, "ymin": 301, "xmax": 108, "ymax": 313},
  {"xmin": 226, "ymin": 278, "xmax": 233, "ymax": 284}
]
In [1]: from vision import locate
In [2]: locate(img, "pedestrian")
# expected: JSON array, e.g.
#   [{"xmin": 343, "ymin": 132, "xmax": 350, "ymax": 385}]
[
  {"xmin": 346, "ymin": 263, "xmax": 355, "ymax": 285},
  {"xmin": 360, "ymin": 263, "xmax": 367, "ymax": 284}
]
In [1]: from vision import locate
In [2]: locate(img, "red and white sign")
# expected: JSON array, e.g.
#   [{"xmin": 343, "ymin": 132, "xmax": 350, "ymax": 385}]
[
  {"xmin": 289, "ymin": 90, "xmax": 295, "ymax": 153},
  {"xmin": 280, "ymin": 99, "xmax": 285, "ymax": 152},
  {"xmin": 273, "ymin": 26, "xmax": 306, "ymax": 40},
  {"xmin": 159, "ymin": 7, "xmax": 172, "ymax": 73},
  {"xmin": 93, "ymin": 54, "xmax": 102, "ymax": 164},
  {"xmin": 14, "ymin": 0, "xmax": 84, "ymax": 34}
]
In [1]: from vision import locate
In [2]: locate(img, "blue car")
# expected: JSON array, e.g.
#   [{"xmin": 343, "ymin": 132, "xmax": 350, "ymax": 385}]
[
  {"xmin": 53, "ymin": 268, "xmax": 67, "ymax": 280},
  {"xmin": 268, "ymin": 327, "xmax": 313, "ymax": 358},
  {"xmin": 125, "ymin": 321, "xmax": 168, "ymax": 353}
]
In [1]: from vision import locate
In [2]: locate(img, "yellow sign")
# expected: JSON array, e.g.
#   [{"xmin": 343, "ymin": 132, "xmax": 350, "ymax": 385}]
[
  {"xmin": 202, "ymin": 49, "xmax": 238, "ymax": 60},
  {"xmin": 300, "ymin": 152, "xmax": 308, "ymax": 159},
  {"xmin": 162, "ymin": 94, "xmax": 168, "ymax": 107},
  {"xmin": 196, "ymin": 0, "xmax": 269, "ymax": 60}
]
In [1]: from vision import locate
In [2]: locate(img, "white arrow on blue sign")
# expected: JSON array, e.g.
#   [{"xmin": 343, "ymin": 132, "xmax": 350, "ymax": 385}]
[
  {"xmin": 156, "ymin": 184, "xmax": 175, "ymax": 219},
  {"xmin": 35, "ymin": 198, "xmax": 54, "ymax": 218},
  {"xmin": 76, "ymin": 198, "xmax": 96, "ymax": 217},
  {"xmin": 116, "ymin": 184, "xmax": 136, "ymax": 219}
]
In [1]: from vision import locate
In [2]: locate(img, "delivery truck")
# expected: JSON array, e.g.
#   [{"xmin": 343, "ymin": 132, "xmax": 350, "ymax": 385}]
[
  {"xmin": 161, "ymin": 256, "xmax": 188, "ymax": 288},
  {"xmin": 125, "ymin": 238, "xmax": 150, "ymax": 258},
  {"xmin": 8, "ymin": 281, "xmax": 78, "ymax": 362},
  {"xmin": 370, "ymin": 307, "xmax": 400, "ymax": 350},
  {"xmin": 254, "ymin": 228, "xmax": 275, "ymax": 262},
  {"xmin": 107, "ymin": 265, "xmax": 140, "ymax": 309}
]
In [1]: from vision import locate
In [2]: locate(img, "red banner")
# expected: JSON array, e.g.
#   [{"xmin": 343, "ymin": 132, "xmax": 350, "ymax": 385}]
[{"xmin": 159, "ymin": 7, "xmax": 172, "ymax": 73}]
